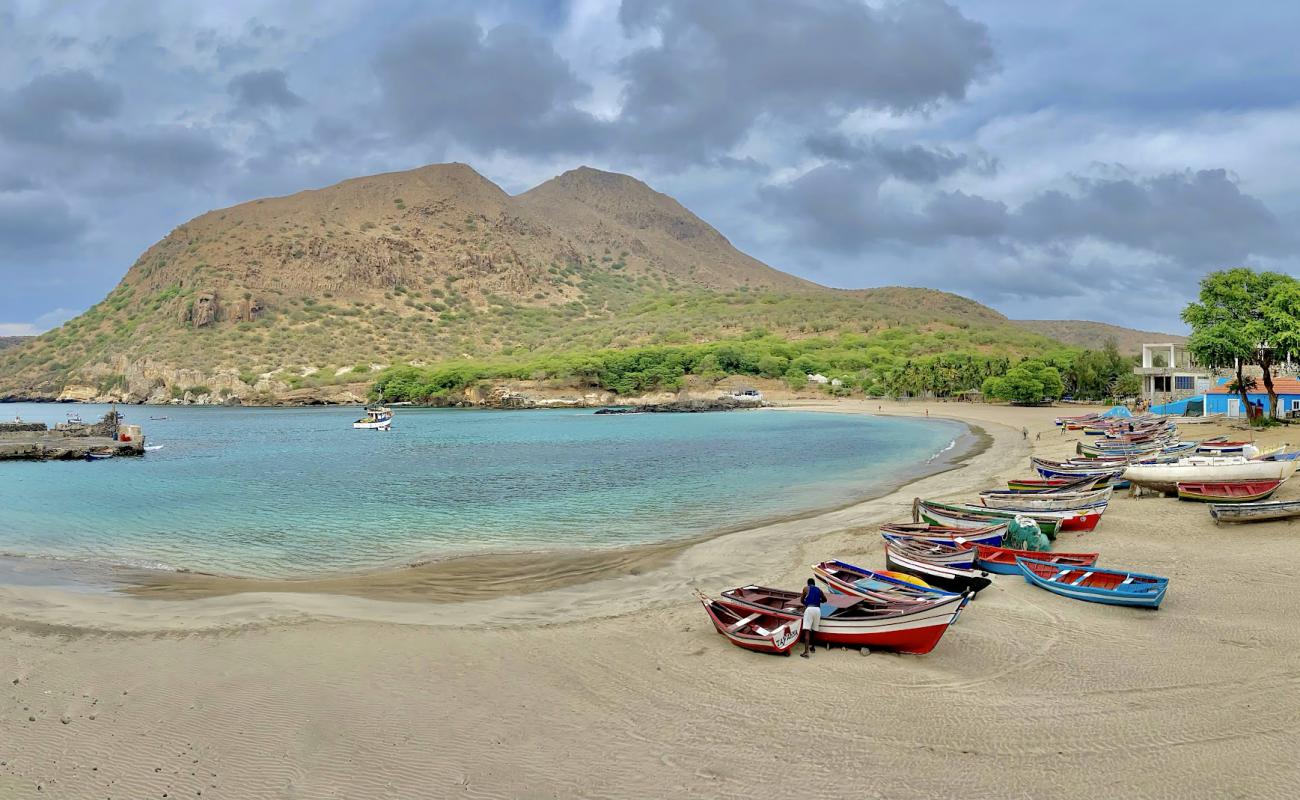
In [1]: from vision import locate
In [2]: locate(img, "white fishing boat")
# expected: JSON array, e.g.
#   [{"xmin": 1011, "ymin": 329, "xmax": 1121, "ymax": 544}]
[
  {"xmin": 1123, "ymin": 456, "xmax": 1298, "ymax": 493},
  {"xmin": 353, "ymin": 406, "xmax": 393, "ymax": 430},
  {"xmin": 1210, "ymin": 499, "xmax": 1300, "ymax": 524},
  {"xmin": 979, "ymin": 486, "xmax": 1113, "ymax": 512}
]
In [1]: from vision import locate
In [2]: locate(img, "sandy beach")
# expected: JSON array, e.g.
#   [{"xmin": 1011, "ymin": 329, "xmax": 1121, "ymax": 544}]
[{"xmin": 3, "ymin": 400, "xmax": 1299, "ymax": 799}]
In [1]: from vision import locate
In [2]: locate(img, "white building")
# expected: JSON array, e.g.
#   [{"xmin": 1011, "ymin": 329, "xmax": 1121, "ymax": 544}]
[
  {"xmin": 1133, "ymin": 343, "xmax": 1211, "ymax": 406},
  {"xmin": 807, "ymin": 373, "xmax": 830, "ymax": 385}
]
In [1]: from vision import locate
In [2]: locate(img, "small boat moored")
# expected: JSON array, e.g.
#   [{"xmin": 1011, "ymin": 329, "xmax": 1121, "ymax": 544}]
[
  {"xmin": 353, "ymin": 406, "xmax": 394, "ymax": 430},
  {"xmin": 85, "ymin": 448, "xmax": 115, "ymax": 461},
  {"xmin": 1016, "ymin": 558, "xmax": 1168, "ymax": 609}
]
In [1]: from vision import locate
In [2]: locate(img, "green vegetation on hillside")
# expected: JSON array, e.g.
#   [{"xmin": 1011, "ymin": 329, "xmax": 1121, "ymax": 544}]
[
  {"xmin": 371, "ymin": 326, "xmax": 1111, "ymax": 402},
  {"xmin": 372, "ymin": 328, "xmax": 1143, "ymax": 405}
]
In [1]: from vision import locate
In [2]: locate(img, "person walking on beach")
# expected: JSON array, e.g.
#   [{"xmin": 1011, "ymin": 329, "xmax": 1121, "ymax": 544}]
[{"xmin": 800, "ymin": 578, "xmax": 825, "ymax": 658}]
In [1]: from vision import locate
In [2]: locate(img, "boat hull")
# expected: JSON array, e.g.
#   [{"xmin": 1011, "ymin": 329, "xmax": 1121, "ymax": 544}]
[
  {"xmin": 1176, "ymin": 480, "xmax": 1282, "ymax": 503},
  {"xmin": 1209, "ymin": 499, "xmax": 1300, "ymax": 524},
  {"xmin": 884, "ymin": 549, "xmax": 992, "ymax": 595},
  {"xmin": 878, "ymin": 522, "xmax": 1006, "ymax": 548},
  {"xmin": 971, "ymin": 545, "xmax": 1099, "ymax": 575},
  {"xmin": 698, "ymin": 596, "xmax": 801, "ymax": 655},
  {"xmin": 717, "ymin": 588, "xmax": 964, "ymax": 655},
  {"xmin": 1124, "ymin": 458, "xmax": 1297, "ymax": 493},
  {"xmin": 1015, "ymin": 558, "xmax": 1168, "ymax": 608}
]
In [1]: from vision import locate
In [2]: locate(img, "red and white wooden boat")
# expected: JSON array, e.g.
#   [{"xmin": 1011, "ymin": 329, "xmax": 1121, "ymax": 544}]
[
  {"xmin": 1175, "ymin": 479, "xmax": 1283, "ymax": 503},
  {"xmin": 964, "ymin": 544, "xmax": 1099, "ymax": 575},
  {"xmin": 696, "ymin": 593, "xmax": 802, "ymax": 655},
  {"xmin": 717, "ymin": 585, "xmax": 963, "ymax": 655}
]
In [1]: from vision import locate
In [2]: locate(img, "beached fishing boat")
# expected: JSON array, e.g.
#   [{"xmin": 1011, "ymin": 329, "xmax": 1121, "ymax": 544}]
[
  {"xmin": 1006, "ymin": 476, "xmax": 1105, "ymax": 492},
  {"xmin": 810, "ymin": 560, "xmax": 965, "ymax": 606},
  {"xmin": 353, "ymin": 406, "xmax": 394, "ymax": 430},
  {"xmin": 696, "ymin": 593, "xmax": 802, "ymax": 655},
  {"xmin": 1124, "ymin": 456, "xmax": 1298, "ymax": 493},
  {"xmin": 880, "ymin": 533, "xmax": 976, "ymax": 568},
  {"xmin": 718, "ymin": 585, "xmax": 964, "ymax": 654},
  {"xmin": 1209, "ymin": 499, "xmax": 1300, "ymax": 524},
  {"xmin": 968, "ymin": 544, "xmax": 1098, "ymax": 575},
  {"xmin": 1015, "ymin": 558, "xmax": 1168, "ymax": 608},
  {"xmin": 1176, "ymin": 479, "xmax": 1282, "ymax": 503},
  {"xmin": 85, "ymin": 448, "xmax": 115, "ymax": 461},
  {"xmin": 878, "ymin": 521, "xmax": 1006, "ymax": 548},
  {"xmin": 1196, "ymin": 441, "xmax": 1259, "ymax": 457},
  {"xmin": 915, "ymin": 498, "xmax": 1103, "ymax": 536},
  {"xmin": 883, "ymin": 538, "xmax": 992, "ymax": 595},
  {"xmin": 1031, "ymin": 458, "xmax": 1128, "ymax": 484},
  {"xmin": 979, "ymin": 486, "xmax": 1112, "ymax": 512}
]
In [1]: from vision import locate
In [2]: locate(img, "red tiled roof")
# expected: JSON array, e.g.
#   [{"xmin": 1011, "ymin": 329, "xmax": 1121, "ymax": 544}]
[{"xmin": 1207, "ymin": 377, "xmax": 1300, "ymax": 395}]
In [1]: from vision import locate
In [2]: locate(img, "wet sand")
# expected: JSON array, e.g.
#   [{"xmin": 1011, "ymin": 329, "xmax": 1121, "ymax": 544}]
[{"xmin": 2, "ymin": 400, "xmax": 1299, "ymax": 798}]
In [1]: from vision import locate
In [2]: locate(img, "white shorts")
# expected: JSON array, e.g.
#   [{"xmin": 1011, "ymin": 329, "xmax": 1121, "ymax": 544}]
[{"xmin": 802, "ymin": 605, "xmax": 821, "ymax": 632}]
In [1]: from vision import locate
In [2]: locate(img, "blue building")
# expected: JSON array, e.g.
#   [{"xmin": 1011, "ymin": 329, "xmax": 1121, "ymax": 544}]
[{"xmin": 1202, "ymin": 377, "xmax": 1300, "ymax": 418}]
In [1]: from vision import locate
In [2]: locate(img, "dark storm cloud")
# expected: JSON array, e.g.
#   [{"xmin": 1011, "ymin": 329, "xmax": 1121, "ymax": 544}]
[
  {"xmin": 367, "ymin": 2, "xmax": 993, "ymax": 163},
  {"xmin": 614, "ymin": 0, "xmax": 995, "ymax": 159},
  {"xmin": 228, "ymin": 68, "xmax": 304, "ymax": 110},
  {"xmin": 0, "ymin": 70, "xmax": 122, "ymax": 142},
  {"xmin": 1013, "ymin": 169, "xmax": 1290, "ymax": 265},
  {"xmin": 374, "ymin": 17, "xmax": 605, "ymax": 155},
  {"xmin": 805, "ymin": 133, "xmax": 977, "ymax": 183},
  {"xmin": 763, "ymin": 163, "xmax": 1290, "ymax": 269}
]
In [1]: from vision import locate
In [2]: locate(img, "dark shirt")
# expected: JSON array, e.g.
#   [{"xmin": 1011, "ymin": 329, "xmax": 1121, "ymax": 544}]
[{"xmin": 802, "ymin": 585, "xmax": 826, "ymax": 607}]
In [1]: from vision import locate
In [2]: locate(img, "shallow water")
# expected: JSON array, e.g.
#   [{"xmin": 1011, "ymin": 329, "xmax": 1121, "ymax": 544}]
[{"xmin": 0, "ymin": 404, "xmax": 966, "ymax": 578}]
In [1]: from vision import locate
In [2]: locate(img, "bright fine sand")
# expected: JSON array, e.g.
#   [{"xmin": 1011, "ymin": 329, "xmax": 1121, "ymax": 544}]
[{"xmin": 3, "ymin": 401, "xmax": 1300, "ymax": 799}]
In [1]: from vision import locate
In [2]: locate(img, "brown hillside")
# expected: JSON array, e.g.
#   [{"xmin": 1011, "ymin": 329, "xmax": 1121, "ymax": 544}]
[
  {"xmin": 0, "ymin": 163, "xmax": 1068, "ymax": 404},
  {"xmin": 1013, "ymin": 320, "xmax": 1185, "ymax": 354}
]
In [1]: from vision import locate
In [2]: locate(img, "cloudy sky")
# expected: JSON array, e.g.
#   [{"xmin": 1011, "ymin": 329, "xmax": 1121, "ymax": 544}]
[{"xmin": 3, "ymin": 0, "xmax": 1299, "ymax": 336}]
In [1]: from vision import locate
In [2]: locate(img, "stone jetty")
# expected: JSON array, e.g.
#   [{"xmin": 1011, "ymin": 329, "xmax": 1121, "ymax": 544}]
[{"xmin": 0, "ymin": 410, "xmax": 145, "ymax": 461}]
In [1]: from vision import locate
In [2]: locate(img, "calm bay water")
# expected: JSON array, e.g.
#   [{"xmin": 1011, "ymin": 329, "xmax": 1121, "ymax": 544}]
[{"xmin": 0, "ymin": 404, "xmax": 966, "ymax": 578}]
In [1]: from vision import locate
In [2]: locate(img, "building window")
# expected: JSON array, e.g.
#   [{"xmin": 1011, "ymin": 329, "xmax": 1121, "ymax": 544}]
[
  {"xmin": 1154, "ymin": 376, "xmax": 1171, "ymax": 392},
  {"xmin": 1174, "ymin": 376, "xmax": 1194, "ymax": 390}
]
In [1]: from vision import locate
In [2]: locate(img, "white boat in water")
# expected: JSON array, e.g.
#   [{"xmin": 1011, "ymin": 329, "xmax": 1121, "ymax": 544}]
[
  {"xmin": 1124, "ymin": 456, "xmax": 1298, "ymax": 493},
  {"xmin": 353, "ymin": 406, "xmax": 394, "ymax": 430}
]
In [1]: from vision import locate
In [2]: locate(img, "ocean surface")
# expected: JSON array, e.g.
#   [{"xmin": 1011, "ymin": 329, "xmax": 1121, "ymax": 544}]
[{"xmin": 0, "ymin": 404, "xmax": 967, "ymax": 578}]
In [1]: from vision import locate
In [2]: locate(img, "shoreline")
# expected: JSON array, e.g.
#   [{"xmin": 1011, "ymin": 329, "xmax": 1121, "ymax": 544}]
[
  {"xmin": 0, "ymin": 402, "xmax": 1003, "ymax": 631},
  {"xmin": 8, "ymin": 399, "xmax": 1299, "ymax": 798}
]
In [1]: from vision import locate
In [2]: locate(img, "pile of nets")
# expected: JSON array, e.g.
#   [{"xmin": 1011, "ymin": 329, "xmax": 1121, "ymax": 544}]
[{"xmin": 1005, "ymin": 515, "xmax": 1050, "ymax": 551}]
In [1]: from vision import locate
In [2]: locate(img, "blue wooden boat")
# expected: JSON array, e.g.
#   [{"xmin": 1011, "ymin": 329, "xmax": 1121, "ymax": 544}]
[{"xmin": 1015, "ymin": 558, "xmax": 1168, "ymax": 608}]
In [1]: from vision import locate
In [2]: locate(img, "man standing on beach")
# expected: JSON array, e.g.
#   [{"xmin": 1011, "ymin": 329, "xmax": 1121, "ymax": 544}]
[{"xmin": 800, "ymin": 578, "xmax": 825, "ymax": 658}]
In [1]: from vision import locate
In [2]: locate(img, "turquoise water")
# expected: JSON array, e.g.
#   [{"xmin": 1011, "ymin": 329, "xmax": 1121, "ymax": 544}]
[{"xmin": 0, "ymin": 404, "xmax": 966, "ymax": 578}]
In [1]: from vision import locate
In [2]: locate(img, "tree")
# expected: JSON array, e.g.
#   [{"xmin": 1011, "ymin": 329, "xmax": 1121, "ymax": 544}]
[
  {"xmin": 1261, "ymin": 276, "xmax": 1300, "ymax": 413},
  {"xmin": 1113, "ymin": 372, "xmax": 1142, "ymax": 399},
  {"xmin": 1185, "ymin": 270, "xmax": 1263, "ymax": 416},
  {"xmin": 982, "ymin": 359, "xmax": 1063, "ymax": 404}
]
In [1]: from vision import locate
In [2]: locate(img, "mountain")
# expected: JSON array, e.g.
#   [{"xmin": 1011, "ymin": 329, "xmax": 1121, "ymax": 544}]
[
  {"xmin": 1013, "ymin": 320, "xmax": 1186, "ymax": 354},
  {"xmin": 0, "ymin": 163, "xmax": 1067, "ymax": 404},
  {"xmin": 0, "ymin": 336, "xmax": 30, "ymax": 351}
]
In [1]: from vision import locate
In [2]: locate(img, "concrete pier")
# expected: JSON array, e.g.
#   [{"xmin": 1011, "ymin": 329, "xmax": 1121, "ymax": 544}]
[
  {"xmin": 0, "ymin": 409, "xmax": 146, "ymax": 461},
  {"xmin": 0, "ymin": 432, "xmax": 144, "ymax": 460}
]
